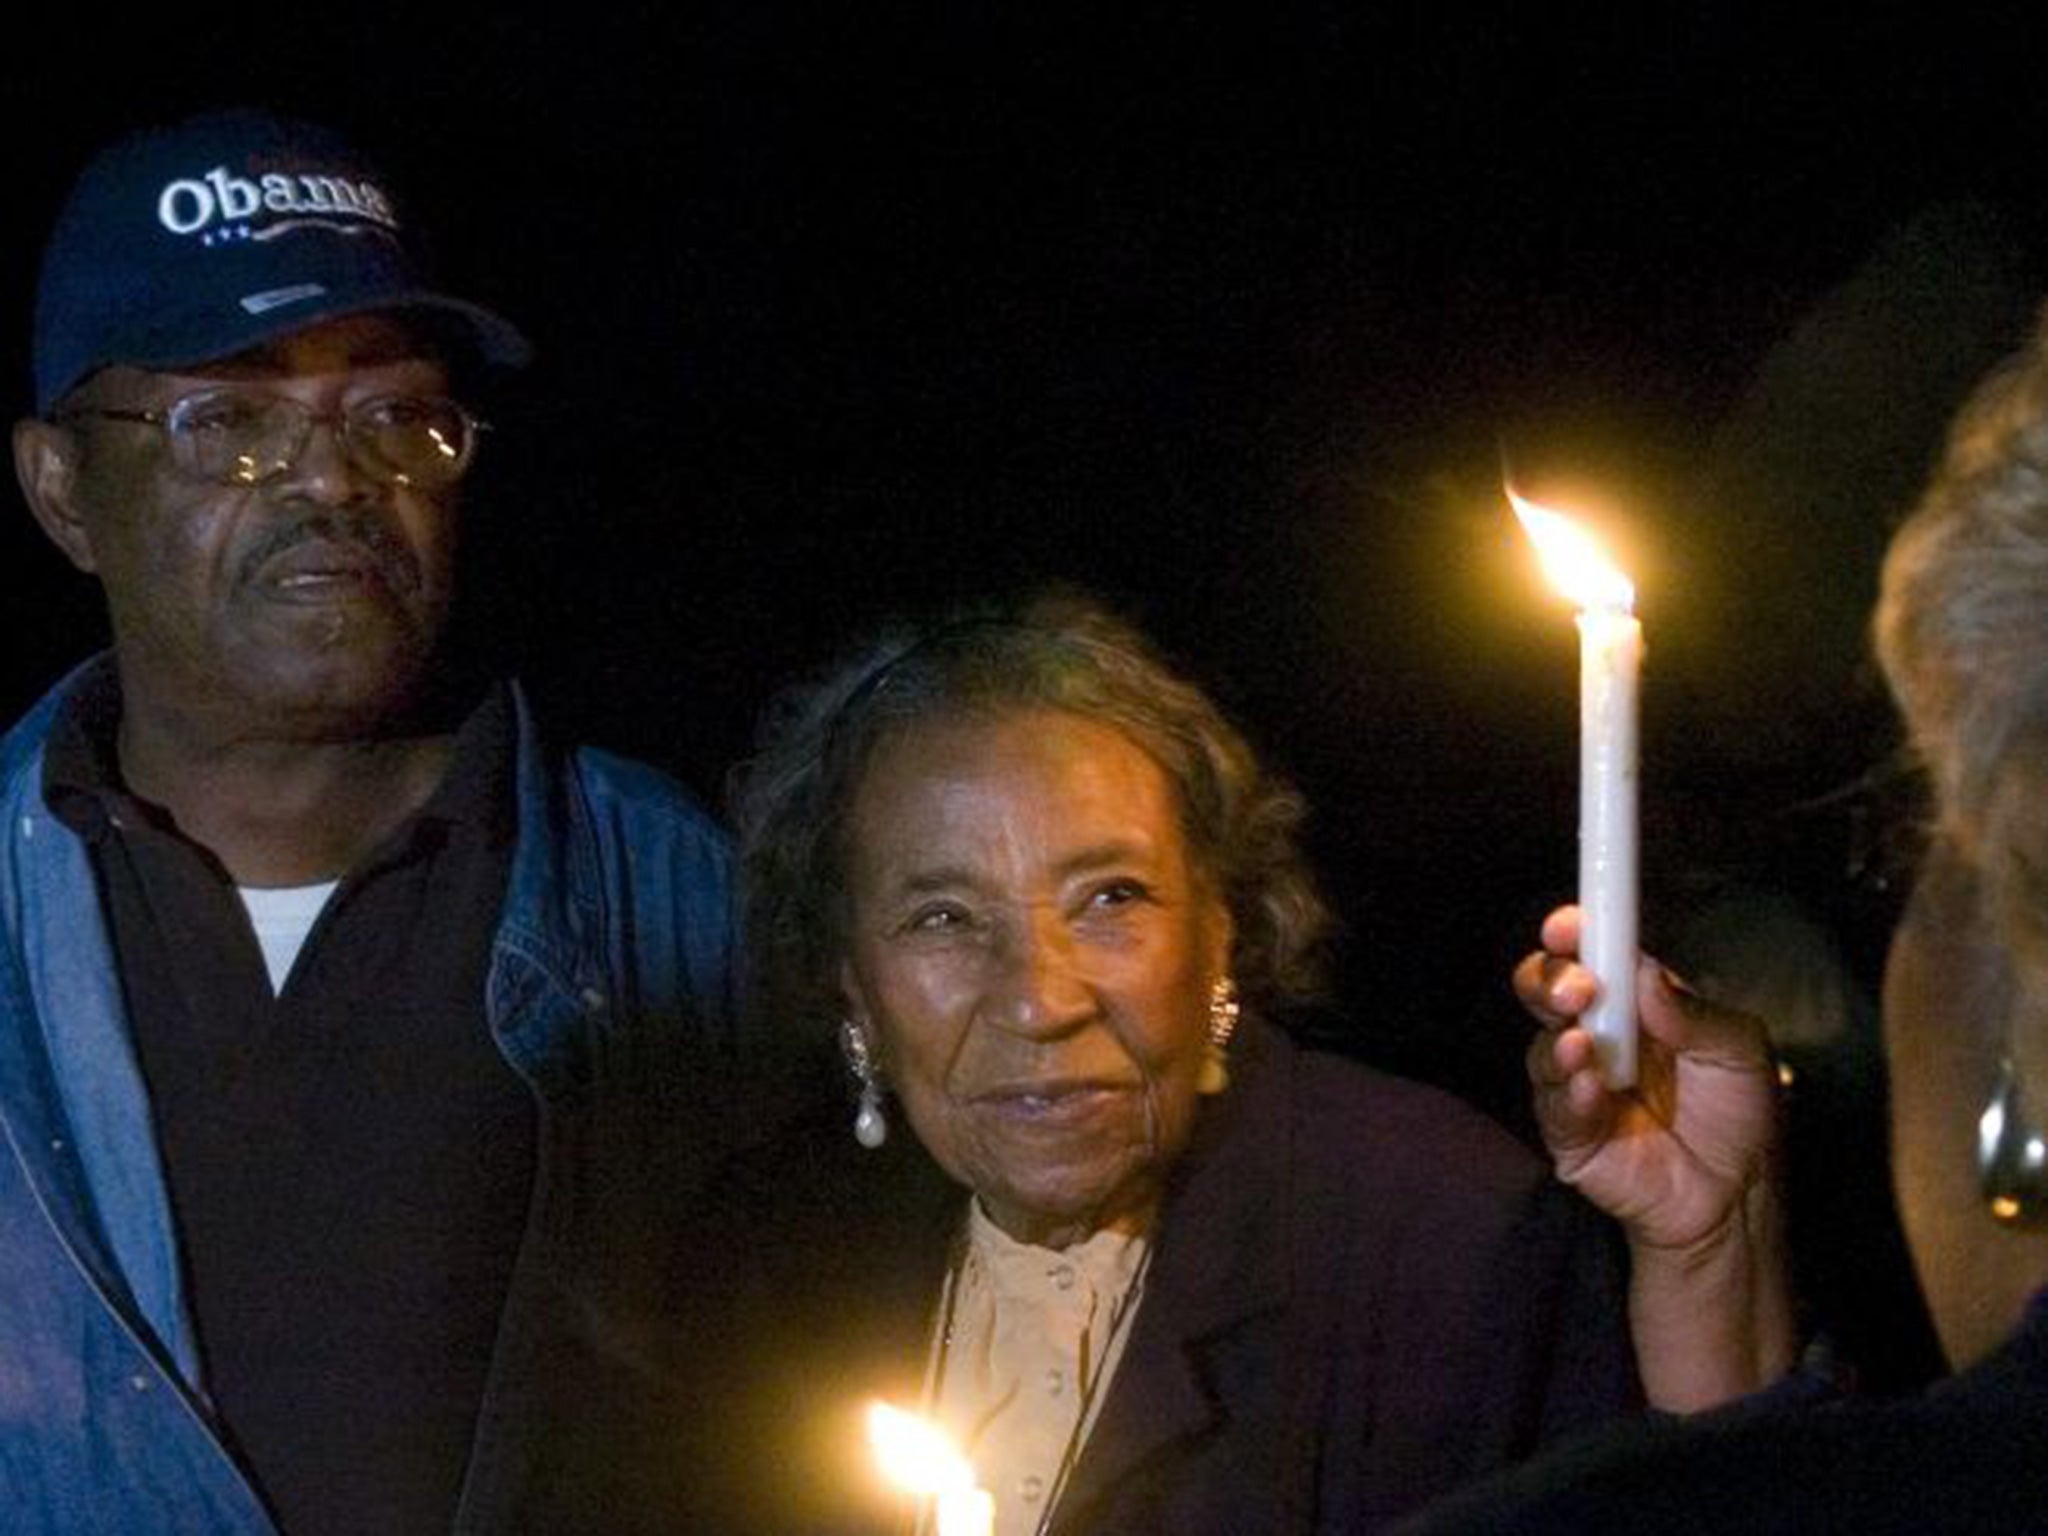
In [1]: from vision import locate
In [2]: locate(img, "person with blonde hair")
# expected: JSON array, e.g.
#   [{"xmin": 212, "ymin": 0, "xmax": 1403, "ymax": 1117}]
[{"xmin": 1397, "ymin": 310, "xmax": 2048, "ymax": 1535}]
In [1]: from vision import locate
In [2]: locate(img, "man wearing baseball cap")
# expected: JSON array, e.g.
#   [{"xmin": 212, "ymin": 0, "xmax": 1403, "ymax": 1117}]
[{"xmin": 0, "ymin": 108, "xmax": 744, "ymax": 1533}]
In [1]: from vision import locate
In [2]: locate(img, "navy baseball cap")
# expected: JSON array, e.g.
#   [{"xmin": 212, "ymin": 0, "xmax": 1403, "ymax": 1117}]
[{"xmin": 31, "ymin": 108, "xmax": 531, "ymax": 414}]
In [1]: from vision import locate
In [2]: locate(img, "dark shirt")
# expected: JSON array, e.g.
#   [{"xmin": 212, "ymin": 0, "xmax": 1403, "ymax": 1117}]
[
  {"xmin": 44, "ymin": 664, "xmax": 533, "ymax": 1536},
  {"xmin": 1390, "ymin": 1290, "xmax": 2048, "ymax": 1535}
]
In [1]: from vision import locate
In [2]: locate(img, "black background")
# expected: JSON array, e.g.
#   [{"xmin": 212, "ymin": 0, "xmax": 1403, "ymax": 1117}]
[{"xmin": 7, "ymin": 3, "xmax": 2047, "ymax": 1135}]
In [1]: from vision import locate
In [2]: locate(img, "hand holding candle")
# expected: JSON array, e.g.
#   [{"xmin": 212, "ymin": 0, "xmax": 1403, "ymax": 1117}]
[{"xmin": 1511, "ymin": 491, "xmax": 1642, "ymax": 1088}]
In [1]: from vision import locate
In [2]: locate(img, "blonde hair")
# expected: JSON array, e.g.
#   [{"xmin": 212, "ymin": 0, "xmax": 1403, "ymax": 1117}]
[{"xmin": 1875, "ymin": 306, "xmax": 2048, "ymax": 978}]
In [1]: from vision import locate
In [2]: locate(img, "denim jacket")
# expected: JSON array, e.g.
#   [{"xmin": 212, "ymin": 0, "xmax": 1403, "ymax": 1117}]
[{"xmin": 0, "ymin": 661, "xmax": 738, "ymax": 1534}]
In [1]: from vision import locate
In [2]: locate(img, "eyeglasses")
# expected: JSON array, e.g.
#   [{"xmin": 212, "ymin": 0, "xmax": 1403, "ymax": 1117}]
[{"xmin": 56, "ymin": 388, "xmax": 488, "ymax": 489}]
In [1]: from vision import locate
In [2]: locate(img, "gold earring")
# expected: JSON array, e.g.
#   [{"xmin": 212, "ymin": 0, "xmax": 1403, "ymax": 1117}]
[{"xmin": 1198, "ymin": 977, "xmax": 1240, "ymax": 1095}]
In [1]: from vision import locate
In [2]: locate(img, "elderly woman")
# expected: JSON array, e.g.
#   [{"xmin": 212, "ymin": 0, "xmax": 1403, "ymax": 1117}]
[{"xmin": 668, "ymin": 590, "xmax": 1783, "ymax": 1534}]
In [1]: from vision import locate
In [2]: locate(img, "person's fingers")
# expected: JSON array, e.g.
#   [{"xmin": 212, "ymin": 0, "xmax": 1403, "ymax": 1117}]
[
  {"xmin": 1512, "ymin": 950, "xmax": 1554, "ymax": 1019},
  {"xmin": 1514, "ymin": 949, "xmax": 1597, "ymax": 1025},
  {"xmin": 1536, "ymin": 1061, "xmax": 1621, "ymax": 1165},
  {"xmin": 1530, "ymin": 1024, "xmax": 1617, "ymax": 1138},
  {"xmin": 1564, "ymin": 1064, "xmax": 1609, "ymax": 1120},
  {"xmin": 1539, "ymin": 904, "xmax": 1582, "ymax": 956},
  {"xmin": 1552, "ymin": 1025, "xmax": 1600, "ymax": 1077}
]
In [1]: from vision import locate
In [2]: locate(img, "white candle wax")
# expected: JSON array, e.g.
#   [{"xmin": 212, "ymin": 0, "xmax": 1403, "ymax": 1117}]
[
  {"xmin": 1577, "ymin": 603, "xmax": 1641, "ymax": 1087},
  {"xmin": 1509, "ymin": 490, "xmax": 1643, "ymax": 1090}
]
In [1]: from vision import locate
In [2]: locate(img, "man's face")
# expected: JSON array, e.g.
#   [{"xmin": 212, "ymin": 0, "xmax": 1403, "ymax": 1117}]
[{"xmin": 31, "ymin": 313, "xmax": 467, "ymax": 742}]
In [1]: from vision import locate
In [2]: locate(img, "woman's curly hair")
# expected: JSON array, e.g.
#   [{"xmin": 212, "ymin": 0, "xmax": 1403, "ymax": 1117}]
[{"xmin": 730, "ymin": 588, "xmax": 1331, "ymax": 1033}]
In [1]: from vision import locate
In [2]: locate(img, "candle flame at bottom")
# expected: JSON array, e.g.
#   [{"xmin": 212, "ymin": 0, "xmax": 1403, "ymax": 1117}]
[
  {"xmin": 867, "ymin": 1401, "xmax": 974, "ymax": 1497},
  {"xmin": 866, "ymin": 1402, "xmax": 994, "ymax": 1536}
]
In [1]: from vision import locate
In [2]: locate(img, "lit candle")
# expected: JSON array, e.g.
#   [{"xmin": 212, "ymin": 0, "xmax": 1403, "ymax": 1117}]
[
  {"xmin": 867, "ymin": 1402, "xmax": 996, "ymax": 1536},
  {"xmin": 1510, "ymin": 491, "xmax": 1642, "ymax": 1088}
]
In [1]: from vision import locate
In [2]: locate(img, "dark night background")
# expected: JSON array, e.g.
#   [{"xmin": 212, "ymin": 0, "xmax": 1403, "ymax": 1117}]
[{"xmin": 8, "ymin": 2, "xmax": 2048, "ymax": 1377}]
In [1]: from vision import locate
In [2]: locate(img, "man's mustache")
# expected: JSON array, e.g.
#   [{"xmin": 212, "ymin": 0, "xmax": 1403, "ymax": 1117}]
[{"xmin": 237, "ymin": 511, "xmax": 424, "ymax": 594}]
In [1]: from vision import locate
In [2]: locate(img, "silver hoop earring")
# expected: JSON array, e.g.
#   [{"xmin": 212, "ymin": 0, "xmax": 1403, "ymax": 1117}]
[
  {"xmin": 1979, "ymin": 1055, "xmax": 2048, "ymax": 1226},
  {"xmin": 1198, "ymin": 977, "xmax": 1241, "ymax": 1096},
  {"xmin": 840, "ymin": 1019, "xmax": 888, "ymax": 1150}
]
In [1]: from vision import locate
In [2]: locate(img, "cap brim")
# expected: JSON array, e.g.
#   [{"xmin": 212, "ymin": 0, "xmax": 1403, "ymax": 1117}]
[
  {"xmin": 145, "ymin": 286, "xmax": 531, "ymax": 373},
  {"xmin": 45, "ymin": 286, "xmax": 531, "ymax": 409}
]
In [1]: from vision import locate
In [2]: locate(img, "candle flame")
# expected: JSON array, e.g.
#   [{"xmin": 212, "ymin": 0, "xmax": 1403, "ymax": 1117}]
[
  {"xmin": 1509, "ymin": 490, "xmax": 1635, "ymax": 612},
  {"xmin": 866, "ymin": 1401, "xmax": 975, "ymax": 1499}
]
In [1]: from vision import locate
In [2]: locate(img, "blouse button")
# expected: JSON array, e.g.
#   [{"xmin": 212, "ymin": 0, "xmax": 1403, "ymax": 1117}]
[
  {"xmin": 1020, "ymin": 1474, "xmax": 1046, "ymax": 1503},
  {"xmin": 1048, "ymin": 1262, "xmax": 1076, "ymax": 1291},
  {"xmin": 1046, "ymin": 1367, "xmax": 1065, "ymax": 1397}
]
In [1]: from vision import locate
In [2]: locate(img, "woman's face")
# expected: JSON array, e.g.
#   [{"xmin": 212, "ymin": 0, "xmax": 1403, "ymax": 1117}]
[{"xmin": 840, "ymin": 708, "xmax": 1232, "ymax": 1249}]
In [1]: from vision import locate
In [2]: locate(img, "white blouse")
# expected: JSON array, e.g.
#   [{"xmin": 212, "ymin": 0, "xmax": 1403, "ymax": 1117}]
[{"xmin": 928, "ymin": 1200, "xmax": 1153, "ymax": 1535}]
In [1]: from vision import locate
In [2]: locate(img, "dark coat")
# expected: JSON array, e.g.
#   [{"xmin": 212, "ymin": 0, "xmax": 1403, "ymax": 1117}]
[
  {"xmin": 1389, "ymin": 1289, "xmax": 2048, "ymax": 1536},
  {"xmin": 661, "ymin": 1018, "xmax": 1642, "ymax": 1534},
  {"xmin": 1387, "ymin": 848, "xmax": 2048, "ymax": 1536}
]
